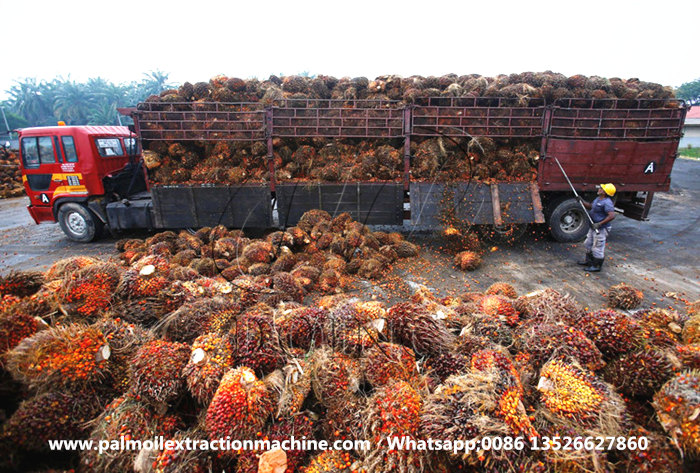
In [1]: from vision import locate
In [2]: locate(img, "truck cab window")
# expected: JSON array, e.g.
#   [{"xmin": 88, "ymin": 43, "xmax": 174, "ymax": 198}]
[
  {"xmin": 124, "ymin": 137, "xmax": 138, "ymax": 155},
  {"xmin": 95, "ymin": 138, "xmax": 124, "ymax": 157},
  {"xmin": 38, "ymin": 136, "xmax": 56, "ymax": 163},
  {"xmin": 61, "ymin": 136, "xmax": 78, "ymax": 162},
  {"xmin": 21, "ymin": 137, "xmax": 40, "ymax": 167}
]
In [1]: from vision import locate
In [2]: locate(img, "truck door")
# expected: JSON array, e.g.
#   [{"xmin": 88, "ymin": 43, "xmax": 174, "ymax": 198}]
[{"xmin": 20, "ymin": 135, "xmax": 62, "ymax": 207}]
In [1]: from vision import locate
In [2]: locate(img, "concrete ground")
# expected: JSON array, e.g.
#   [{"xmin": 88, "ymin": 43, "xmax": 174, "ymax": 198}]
[{"xmin": 1, "ymin": 158, "xmax": 698, "ymax": 313}]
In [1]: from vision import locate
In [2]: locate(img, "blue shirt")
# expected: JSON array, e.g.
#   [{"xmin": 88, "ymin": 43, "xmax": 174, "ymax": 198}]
[{"xmin": 590, "ymin": 196, "xmax": 615, "ymax": 229}]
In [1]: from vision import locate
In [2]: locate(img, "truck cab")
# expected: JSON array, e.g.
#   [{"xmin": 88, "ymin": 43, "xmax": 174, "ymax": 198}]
[{"xmin": 18, "ymin": 125, "xmax": 144, "ymax": 241}]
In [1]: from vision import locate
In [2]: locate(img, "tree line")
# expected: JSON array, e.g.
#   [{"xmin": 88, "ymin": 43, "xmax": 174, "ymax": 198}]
[{"xmin": 1, "ymin": 71, "xmax": 174, "ymax": 131}]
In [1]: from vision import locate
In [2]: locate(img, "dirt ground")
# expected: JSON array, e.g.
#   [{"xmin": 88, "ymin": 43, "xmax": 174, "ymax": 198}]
[{"xmin": 1, "ymin": 158, "xmax": 698, "ymax": 313}]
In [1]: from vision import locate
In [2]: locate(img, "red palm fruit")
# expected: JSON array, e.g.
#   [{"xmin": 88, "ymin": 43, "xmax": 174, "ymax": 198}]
[
  {"xmin": 515, "ymin": 321, "xmax": 605, "ymax": 371},
  {"xmin": 95, "ymin": 317, "xmax": 152, "ymax": 393},
  {"xmin": 57, "ymin": 262, "xmax": 121, "ymax": 319},
  {"xmin": 677, "ymin": 343, "xmax": 700, "ymax": 370},
  {"xmin": 183, "ymin": 333, "xmax": 234, "ymax": 404},
  {"xmin": 480, "ymin": 294, "xmax": 519, "ymax": 326},
  {"xmin": 683, "ymin": 314, "xmax": 700, "ymax": 345},
  {"xmin": 297, "ymin": 209, "xmax": 332, "ymax": 233},
  {"xmin": 0, "ymin": 307, "xmax": 44, "ymax": 354},
  {"xmin": 151, "ymin": 428, "xmax": 212, "ymax": 473},
  {"xmin": 424, "ymin": 350, "xmax": 470, "ymax": 388},
  {"xmin": 393, "ymin": 240, "xmax": 419, "ymax": 258},
  {"xmin": 45, "ymin": 255, "xmax": 98, "ymax": 281},
  {"xmin": 514, "ymin": 288, "xmax": 585, "ymax": 324},
  {"xmin": 311, "ymin": 348, "xmax": 362, "ymax": 407},
  {"xmin": 634, "ymin": 308, "xmax": 682, "ymax": 343},
  {"xmin": 129, "ymin": 340, "xmax": 190, "ymax": 405},
  {"xmin": 318, "ymin": 269, "xmax": 342, "ymax": 293},
  {"xmin": 485, "ymin": 282, "xmax": 517, "ymax": 299},
  {"xmin": 272, "ymin": 272, "xmax": 306, "ymax": 303},
  {"xmin": 607, "ymin": 282, "xmax": 644, "ymax": 310},
  {"xmin": 386, "ymin": 302, "xmax": 454, "ymax": 355},
  {"xmin": 116, "ymin": 267, "xmax": 169, "ymax": 299},
  {"xmin": 227, "ymin": 311, "xmax": 284, "ymax": 375},
  {"xmin": 301, "ymin": 451, "xmax": 356, "ymax": 473},
  {"xmin": 537, "ymin": 359, "xmax": 623, "ymax": 427},
  {"xmin": 131, "ymin": 254, "xmax": 172, "ymax": 276},
  {"xmin": 603, "ymin": 348, "xmax": 675, "ymax": 397},
  {"xmin": 205, "ymin": 367, "xmax": 274, "ymax": 446},
  {"xmin": 360, "ymin": 380, "xmax": 424, "ymax": 473},
  {"xmin": 1, "ymin": 390, "xmax": 107, "ymax": 452},
  {"xmin": 157, "ymin": 297, "xmax": 229, "ymax": 343},
  {"xmin": 363, "ymin": 342, "xmax": 418, "ymax": 387},
  {"xmin": 0, "ymin": 271, "xmax": 44, "ymax": 298},
  {"xmin": 275, "ymin": 306, "xmax": 327, "ymax": 349},
  {"xmin": 242, "ymin": 241, "xmax": 275, "ymax": 264},
  {"xmin": 618, "ymin": 427, "xmax": 681, "ymax": 473},
  {"xmin": 6, "ymin": 324, "xmax": 111, "ymax": 391},
  {"xmin": 454, "ymin": 250, "xmax": 481, "ymax": 270},
  {"xmin": 653, "ymin": 370, "xmax": 700, "ymax": 458},
  {"xmin": 80, "ymin": 394, "xmax": 181, "ymax": 472},
  {"xmin": 579, "ymin": 309, "xmax": 646, "ymax": 359}
]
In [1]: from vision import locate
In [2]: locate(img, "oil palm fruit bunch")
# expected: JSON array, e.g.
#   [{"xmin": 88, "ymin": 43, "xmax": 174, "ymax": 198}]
[
  {"xmin": 454, "ymin": 250, "xmax": 482, "ymax": 271},
  {"xmin": 607, "ymin": 282, "xmax": 644, "ymax": 310},
  {"xmin": 513, "ymin": 288, "xmax": 585, "ymax": 324},
  {"xmin": 485, "ymin": 281, "xmax": 518, "ymax": 299},
  {"xmin": 6, "ymin": 324, "xmax": 111, "ymax": 391},
  {"xmin": 653, "ymin": 370, "xmax": 700, "ymax": 458},
  {"xmin": 79, "ymin": 394, "xmax": 181, "ymax": 472},
  {"xmin": 0, "ymin": 304, "xmax": 46, "ymax": 353},
  {"xmin": 151, "ymin": 428, "xmax": 212, "ymax": 473},
  {"xmin": 227, "ymin": 310, "xmax": 284, "ymax": 375},
  {"xmin": 0, "ymin": 271, "xmax": 44, "ymax": 298},
  {"xmin": 360, "ymin": 380, "xmax": 426, "ymax": 473},
  {"xmin": 275, "ymin": 306, "xmax": 328, "ymax": 350},
  {"xmin": 301, "ymin": 451, "xmax": 357, "ymax": 473},
  {"xmin": 205, "ymin": 367, "xmax": 274, "ymax": 448},
  {"xmin": 579, "ymin": 309, "xmax": 646, "ymax": 359},
  {"xmin": 311, "ymin": 348, "xmax": 362, "ymax": 407},
  {"xmin": 386, "ymin": 302, "xmax": 455, "ymax": 356},
  {"xmin": 128, "ymin": 339, "xmax": 190, "ymax": 405},
  {"xmin": 362, "ymin": 342, "xmax": 419, "ymax": 387},
  {"xmin": 479, "ymin": 294, "xmax": 519, "ymax": 326},
  {"xmin": 94, "ymin": 317, "xmax": 152, "ymax": 393},
  {"xmin": 603, "ymin": 348, "xmax": 675, "ymax": 397},
  {"xmin": 274, "ymin": 357, "xmax": 312, "ymax": 417},
  {"xmin": 57, "ymin": 262, "xmax": 121, "ymax": 320},
  {"xmin": 183, "ymin": 332, "xmax": 234, "ymax": 404},
  {"xmin": 45, "ymin": 255, "xmax": 98, "ymax": 282},
  {"xmin": 515, "ymin": 321, "xmax": 605, "ymax": 371}
]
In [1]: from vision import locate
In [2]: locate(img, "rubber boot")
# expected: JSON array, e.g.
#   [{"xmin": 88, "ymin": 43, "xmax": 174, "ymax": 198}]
[
  {"xmin": 584, "ymin": 257, "xmax": 604, "ymax": 272},
  {"xmin": 577, "ymin": 252, "xmax": 593, "ymax": 266}
]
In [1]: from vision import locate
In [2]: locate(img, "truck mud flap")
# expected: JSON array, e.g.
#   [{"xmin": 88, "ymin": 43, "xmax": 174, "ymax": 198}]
[
  {"xmin": 410, "ymin": 182, "xmax": 544, "ymax": 227},
  {"xmin": 151, "ymin": 185, "xmax": 272, "ymax": 229},
  {"xmin": 276, "ymin": 182, "xmax": 403, "ymax": 227}
]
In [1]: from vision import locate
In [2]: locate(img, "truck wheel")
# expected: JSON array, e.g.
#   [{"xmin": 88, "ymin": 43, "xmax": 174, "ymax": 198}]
[
  {"xmin": 57, "ymin": 203, "xmax": 103, "ymax": 242},
  {"xmin": 548, "ymin": 198, "xmax": 589, "ymax": 242}
]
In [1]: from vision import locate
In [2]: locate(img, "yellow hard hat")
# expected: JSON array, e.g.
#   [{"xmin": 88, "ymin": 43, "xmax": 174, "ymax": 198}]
[{"xmin": 600, "ymin": 183, "xmax": 616, "ymax": 196}]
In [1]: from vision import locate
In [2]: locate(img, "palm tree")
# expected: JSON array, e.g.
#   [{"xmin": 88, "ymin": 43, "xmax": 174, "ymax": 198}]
[
  {"xmin": 54, "ymin": 80, "xmax": 92, "ymax": 124},
  {"xmin": 139, "ymin": 70, "xmax": 174, "ymax": 97},
  {"xmin": 88, "ymin": 102, "xmax": 118, "ymax": 125},
  {"xmin": 7, "ymin": 78, "xmax": 54, "ymax": 126}
]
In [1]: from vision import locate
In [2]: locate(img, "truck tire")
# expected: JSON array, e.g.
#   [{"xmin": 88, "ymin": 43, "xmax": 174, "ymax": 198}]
[
  {"xmin": 57, "ymin": 203, "xmax": 103, "ymax": 242},
  {"xmin": 548, "ymin": 198, "xmax": 589, "ymax": 242}
]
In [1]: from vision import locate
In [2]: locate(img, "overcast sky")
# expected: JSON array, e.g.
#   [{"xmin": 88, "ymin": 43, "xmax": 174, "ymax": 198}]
[{"xmin": 1, "ymin": 0, "xmax": 697, "ymax": 101}]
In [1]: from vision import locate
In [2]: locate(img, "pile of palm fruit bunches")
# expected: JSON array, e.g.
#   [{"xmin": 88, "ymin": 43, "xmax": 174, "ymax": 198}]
[
  {"xmin": 141, "ymin": 72, "xmax": 677, "ymax": 186},
  {"xmin": 1, "ymin": 210, "xmax": 699, "ymax": 473},
  {"xmin": 0, "ymin": 147, "xmax": 23, "ymax": 199}
]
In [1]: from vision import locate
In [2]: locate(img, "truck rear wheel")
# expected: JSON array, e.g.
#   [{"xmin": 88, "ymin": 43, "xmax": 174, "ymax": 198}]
[
  {"xmin": 57, "ymin": 203, "xmax": 103, "ymax": 242},
  {"xmin": 548, "ymin": 198, "xmax": 589, "ymax": 242}
]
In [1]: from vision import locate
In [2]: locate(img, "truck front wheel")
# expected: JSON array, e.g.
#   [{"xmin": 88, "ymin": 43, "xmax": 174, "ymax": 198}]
[
  {"xmin": 548, "ymin": 198, "xmax": 589, "ymax": 242},
  {"xmin": 57, "ymin": 203, "xmax": 103, "ymax": 242}
]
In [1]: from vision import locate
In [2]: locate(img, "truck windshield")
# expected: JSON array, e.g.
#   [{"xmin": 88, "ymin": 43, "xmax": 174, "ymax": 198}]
[{"xmin": 95, "ymin": 137, "xmax": 124, "ymax": 157}]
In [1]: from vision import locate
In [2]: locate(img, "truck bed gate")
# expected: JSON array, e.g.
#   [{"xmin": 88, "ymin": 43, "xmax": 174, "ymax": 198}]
[{"xmin": 151, "ymin": 185, "xmax": 272, "ymax": 228}]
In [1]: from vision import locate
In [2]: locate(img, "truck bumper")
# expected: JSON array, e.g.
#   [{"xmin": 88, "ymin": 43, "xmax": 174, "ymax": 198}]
[{"xmin": 27, "ymin": 205, "xmax": 56, "ymax": 224}]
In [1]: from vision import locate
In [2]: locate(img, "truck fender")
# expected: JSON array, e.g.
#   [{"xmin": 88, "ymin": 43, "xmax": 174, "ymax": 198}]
[{"xmin": 52, "ymin": 197, "xmax": 108, "ymax": 224}]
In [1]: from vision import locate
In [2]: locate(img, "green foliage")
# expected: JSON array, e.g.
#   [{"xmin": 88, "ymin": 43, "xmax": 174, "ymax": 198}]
[
  {"xmin": 679, "ymin": 146, "xmax": 700, "ymax": 158},
  {"xmin": 2, "ymin": 71, "xmax": 174, "ymax": 127},
  {"xmin": 676, "ymin": 78, "xmax": 700, "ymax": 105}
]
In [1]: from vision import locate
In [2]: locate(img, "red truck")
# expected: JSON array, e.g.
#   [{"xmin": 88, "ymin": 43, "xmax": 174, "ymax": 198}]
[{"xmin": 17, "ymin": 97, "xmax": 688, "ymax": 242}]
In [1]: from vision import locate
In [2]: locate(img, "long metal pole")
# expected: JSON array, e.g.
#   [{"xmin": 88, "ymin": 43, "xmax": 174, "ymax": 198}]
[{"xmin": 553, "ymin": 157, "xmax": 598, "ymax": 232}]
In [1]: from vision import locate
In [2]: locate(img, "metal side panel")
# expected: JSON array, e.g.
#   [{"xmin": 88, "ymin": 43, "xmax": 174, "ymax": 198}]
[
  {"xmin": 152, "ymin": 185, "xmax": 271, "ymax": 229},
  {"xmin": 410, "ymin": 181, "xmax": 541, "ymax": 226},
  {"xmin": 277, "ymin": 182, "xmax": 403, "ymax": 227}
]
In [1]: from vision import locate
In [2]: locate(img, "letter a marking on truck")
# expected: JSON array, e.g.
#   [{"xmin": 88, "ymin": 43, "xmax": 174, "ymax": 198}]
[
  {"xmin": 40, "ymin": 193, "xmax": 50, "ymax": 204},
  {"xmin": 644, "ymin": 161, "xmax": 656, "ymax": 174}
]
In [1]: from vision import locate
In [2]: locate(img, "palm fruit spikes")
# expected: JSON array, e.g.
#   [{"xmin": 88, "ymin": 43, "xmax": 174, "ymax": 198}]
[
  {"xmin": 386, "ymin": 302, "xmax": 455, "ymax": 356},
  {"xmin": 479, "ymin": 294, "xmax": 519, "ymax": 327},
  {"xmin": 579, "ymin": 309, "xmax": 646, "ymax": 359},
  {"xmin": 274, "ymin": 358, "xmax": 312, "ymax": 417},
  {"xmin": 183, "ymin": 333, "xmax": 234, "ymax": 404},
  {"xmin": 205, "ymin": 367, "xmax": 274, "ymax": 448},
  {"xmin": 485, "ymin": 282, "xmax": 517, "ymax": 299},
  {"xmin": 360, "ymin": 380, "xmax": 424, "ymax": 473},
  {"xmin": 454, "ymin": 250, "xmax": 482, "ymax": 271},
  {"xmin": 603, "ymin": 348, "xmax": 675, "ymax": 397},
  {"xmin": 6, "ymin": 324, "xmax": 111, "ymax": 391},
  {"xmin": 537, "ymin": 359, "xmax": 624, "ymax": 428},
  {"xmin": 0, "ymin": 271, "xmax": 44, "ymax": 298},
  {"xmin": 311, "ymin": 348, "xmax": 361, "ymax": 407},
  {"xmin": 653, "ymin": 369, "xmax": 700, "ymax": 458},
  {"xmin": 607, "ymin": 282, "xmax": 644, "ymax": 310},
  {"xmin": 151, "ymin": 428, "xmax": 212, "ymax": 473},
  {"xmin": 57, "ymin": 262, "xmax": 121, "ymax": 319},
  {"xmin": 129, "ymin": 339, "xmax": 190, "ymax": 405},
  {"xmin": 301, "ymin": 451, "xmax": 356, "ymax": 473},
  {"xmin": 515, "ymin": 321, "xmax": 605, "ymax": 371},
  {"xmin": 0, "ymin": 305, "xmax": 44, "ymax": 353},
  {"xmin": 362, "ymin": 342, "xmax": 419, "ymax": 387}
]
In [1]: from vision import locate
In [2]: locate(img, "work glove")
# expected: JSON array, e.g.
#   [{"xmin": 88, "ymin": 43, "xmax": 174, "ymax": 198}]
[{"xmin": 591, "ymin": 222, "xmax": 601, "ymax": 230}]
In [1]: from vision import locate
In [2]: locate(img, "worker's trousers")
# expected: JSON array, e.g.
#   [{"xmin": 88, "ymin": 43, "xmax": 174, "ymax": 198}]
[{"xmin": 583, "ymin": 227, "xmax": 609, "ymax": 259}]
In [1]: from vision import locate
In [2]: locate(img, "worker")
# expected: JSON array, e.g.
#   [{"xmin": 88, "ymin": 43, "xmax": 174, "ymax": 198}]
[{"xmin": 577, "ymin": 183, "xmax": 616, "ymax": 272}]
